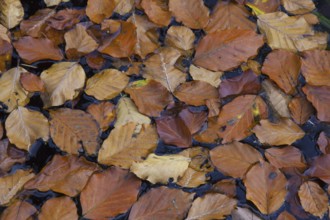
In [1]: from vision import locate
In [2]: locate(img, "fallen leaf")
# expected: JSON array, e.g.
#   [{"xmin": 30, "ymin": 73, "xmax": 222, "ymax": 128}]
[
  {"xmin": 13, "ymin": 37, "xmax": 63, "ymax": 64},
  {"xmin": 205, "ymin": 1, "xmax": 256, "ymax": 33},
  {"xmin": 86, "ymin": 0, "xmax": 115, "ymax": 23},
  {"xmin": 49, "ymin": 108, "xmax": 100, "ymax": 155},
  {"xmin": 80, "ymin": 167, "xmax": 140, "ymax": 219},
  {"xmin": 85, "ymin": 51, "xmax": 105, "ymax": 69},
  {"xmin": 282, "ymin": 0, "xmax": 315, "ymax": 15},
  {"xmin": 277, "ymin": 211, "xmax": 296, "ymax": 220},
  {"xmin": 0, "ymin": 169, "xmax": 35, "ymax": 205},
  {"xmin": 302, "ymin": 85, "xmax": 330, "ymax": 122},
  {"xmin": 301, "ymin": 50, "xmax": 330, "ymax": 87},
  {"xmin": 156, "ymin": 116, "xmax": 192, "ymax": 148},
  {"xmin": 98, "ymin": 123, "xmax": 158, "ymax": 168},
  {"xmin": 298, "ymin": 181, "xmax": 328, "ymax": 218},
  {"xmin": 40, "ymin": 62, "xmax": 86, "ymax": 107},
  {"xmin": 166, "ymin": 26, "xmax": 195, "ymax": 51},
  {"xmin": 177, "ymin": 168, "xmax": 208, "ymax": 188},
  {"xmin": 289, "ymin": 96, "xmax": 314, "ymax": 125},
  {"xmin": 179, "ymin": 109, "xmax": 207, "ymax": 134},
  {"xmin": 231, "ymin": 207, "xmax": 262, "ymax": 220},
  {"xmin": 114, "ymin": 0, "xmax": 134, "ymax": 14},
  {"xmin": 5, "ymin": 107, "xmax": 49, "ymax": 150},
  {"xmin": 194, "ymin": 29, "xmax": 264, "ymax": 71},
  {"xmin": 0, "ymin": 67, "xmax": 30, "ymax": 112},
  {"xmin": 261, "ymin": 49, "xmax": 301, "ymax": 94},
  {"xmin": 24, "ymin": 154, "xmax": 98, "ymax": 196},
  {"xmin": 0, "ymin": 139, "xmax": 27, "ymax": 175},
  {"xmin": 0, "ymin": 0, "xmax": 24, "ymax": 29},
  {"xmin": 217, "ymin": 95, "xmax": 268, "ymax": 143},
  {"xmin": 244, "ymin": 161, "xmax": 287, "ymax": 214},
  {"xmin": 210, "ymin": 142, "xmax": 262, "ymax": 178},
  {"xmin": 130, "ymin": 153, "xmax": 190, "ymax": 184},
  {"xmin": 44, "ymin": 0, "xmax": 69, "ymax": 6},
  {"xmin": 141, "ymin": 0, "xmax": 172, "ymax": 26},
  {"xmin": 189, "ymin": 65, "xmax": 223, "ymax": 88},
  {"xmin": 86, "ymin": 101, "xmax": 115, "ymax": 131},
  {"xmin": 0, "ymin": 200, "xmax": 37, "ymax": 220},
  {"xmin": 85, "ymin": 69, "xmax": 129, "ymax": 100},
  {"xmin": 257, "ymin": 12, "xmax": 328, "ymax": 51},
  {"xmin": 125, "ymin": 80, "xmax": 172, "ymax": 117},
  {"xmin": 186, "ymin": 193, "xmax": 237, "ymax": 220},
  {"xmin": 174, "ymin": 81, "xmax": 219, "ymax": 106},
  {"xmin": 39, "ymin": 197, "xmax": 78, "ymax": 220},
  {"xmin": 0, "ymin": 25, "xmax": 12, "ymax": 72},
  {"xmin": 317, "ymin": 132, "xmax": 330, "ymax": 154},
  {"xmin": 306, "ymin": 154, "xmax": 330, "ymax": 184},
  {"xmin": 301, "ymin": 13, "xmax": 319, "ymax": 25},
  {"xmin": 210, "ymin": 179, "xmax": 236, "ymax": 197},
  {"xmin": 169, "ymin": 0, "xmax": 209, "ymax": 29},
  {"xmin": 20, "ymin": 72, "xmax": 45, "ymax": 93},
  {"xmin": 246, "ymin": 0, "xmax": 280, "ymax": 14},
  {"xmin": 143, "ymin": 47, "xmax": 186, "ymax": 92},
  {"xmin": 253, "ymin": 119, "xmax": 305, "ymax": 146},
  {"xmin": 206, "ymin": 98, "xmax": 221, "ymax": 117},
  {"xmin": 265, "ymin": 146, "xmax": 306, "ymax": 169},
  {"xmin": 47, "ymin": 9, "xmax": 85, "ymax": 30},
  {"xmin": 129, "ymin": 187, "xmax": 193, "ymax": 220}
]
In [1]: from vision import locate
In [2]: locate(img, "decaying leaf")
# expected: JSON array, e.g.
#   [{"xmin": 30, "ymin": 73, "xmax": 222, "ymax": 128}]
[
  {"xmin": 282, "ymin": 0, "xmax": 315, "ymax": 15},
  {"xmin": 0, "ymin": 139, "xmax": 27, "ymax": 175},
  {"xmin": 86, "ymin": 0, "xmax": 115, "ymax": 24},
  {"xmin": 194, "ymin": 29, "xmax": 264, "ymax": 71},
  {"xmin": 130, "ymin": 153, "xmax": 190, "ymax": 184},
  {"xmin": 0, "ymin": 200, "xmax": 37, "ymax": 220},
  {"xmin": 5, "ymin": 107, "xmax": 49, "ymax": 150},
  {"xmin": 289, "ymin": 96, "xmax": 314, "ymax": 125},
  {"xmin": 244, "ymin": 161, "xmax": 287, "ymax": 214},
  {"xmin": 306, "ymin": 154, "xmax": 330, "ymax": 184},
  {"xmin": 265, "ymin": 146, "xmax": 306, "ymax": 169},
  {"xmin": 80, "ymin": 167, "xmax": 140, "ymax": 219},
  {"xmin": 189, "ymin": 65, "xmax": 223, "ymax": 88},
  {"xmin": 186, "ymin": 193, "xmax": 237, "ymax": 220},
  {"xmin": 129, "ymin": 187, "xmax": 194, "ymax": 220},
  {"xmin": 24, "ymin": 154, "xmax": 98, "ymax": 197},
  {"xmin": 40, "ymin": 62, "xmax": 86, "ymax": 107},
  {"xmin": 20, "ymin": 72, "xmax": 45, "ymax": 93},
  {"xmin": 0, "ymin": 0, "xmax": 24, "ymax": 29},
  {"xmin": 39, "ymin": 197, "xmax": 78, "ymax": 220},
  {"xmin": 298, "ymin": 181, "xmax": 328, "ymax": 218},
  {"xmin": 141, "ymin": 0, "xmax": 172, "ymax": 26},
  {"xmin": 86, "ymin": 102, "xmax": 115, "ymax": 131},
  {"xmin": 85, "ymin": 69, "xmax": 129, "ymax": 100},
  {"xmin": 166, "ymin": 26, "xmax": 195, "ymax": 51}
]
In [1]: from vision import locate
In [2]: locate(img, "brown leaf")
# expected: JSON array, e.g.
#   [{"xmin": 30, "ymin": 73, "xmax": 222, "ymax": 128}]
[
  {"xmin": 189, "ymin": 65, "xmax": 223, "ymax": 88},
  {"xmin": 282, "ymin": 0, "xmax": 315, "ymax": 15},
  {"xmin": 174, "ymin": 81, "xmax": 219, "ymax": 106},
  {"xmin": 47, "ymin": 9, "xmax": 85, "ymax": 30},
  {"xmin": 182, "ymin": 146, "xmax": 214, "ymax": 172},
  {"xmin": 217, "ymin": 95, "xmax": 268, "ymax": 143},
  {"xmin": 277, "ymin": 211, "xmax": 296, "ymax": 220},
  {"xmin": 156, "ymin": 116, "xmax": 192, "ymax": 148},
  {"xmin": 194, "ymin": 117, "xmax": 220, "ymax": 144},
  {"xmin": 317, "ymin": 132, "xmax": 330, "ymax": 154},
  {"xmin": 129, "ymin": 187, "xmax": 193, "ymax": 220},
  {"xmin": 206, "ymin": 98, "xmax": 221, "ymax": 118},
  {"xmin": 301, "ymin": 50, "xmax": 330, "ymax": 87},
  {"xmin": 86, "ymin": 101, "xmax": 115, "ymax": 131},
  {"xmin": 39, "ymin": 197, "xmax": 78, "ymax": 220},
  {"xmin": 265, "ymin": 146, "xmax": 306, "ymax": 169},
  {"xmin": 298, "ymin": 181, "xmax": 328, "ymax": 218},
  {"xmin": 306, "ymin": 154, "xmax": 330, "ymax": 184},
  {"xmin": 210, "ymin": 179, "xmax": 236, "ymax": 197},
  {"xmin": 13, "ymin": 37, "xmax": 63, "ymax": 64},
  {"xmin": 246, "ymin": 0, "xmax": 280, "ymax": 14},
  {"xmin": 169, "ymin": 0, "xmax": 209, "ymax": 29},
  {"xmin": 186, "ymin": 193, "xmax": 237, "ymax": 220},
  {"xmin": 166, "ymin": 26, "xmax": 195, "ymax": 51},
  {"xmin": 20, "ymin": 72, "xmax": 45, "ymax": 92},
  {"xmin": 244, "ymin": 161, "xmax": 287, "ymax": 214},
  {"xmin": 86, "ymin": 0, "xmax": 115, "ymax": 23},
  {"xmin": 140, "ymin": 0, "xmax": 172, "ymax": 26},
  {"xmin": 85, "ymin": 51, "xmax": 105, "ymax": 69},
  {"xmin": 80, "ymin": 167, "xmax": 140, "ymax": 219},
  {"xmin": 253, "ymin": 119, "xmax": 305, "ymax": 146},
  {"xmin": 114, "ymin": 0, "xmax": 134, "ymax": 15},
  {"xmin": 125, "ymin": 80, "xmax": 173, "ymax": 117},
  {"xmin": 205, "ymin": 1, "xmax": 256, "ymax": 33},
  {"xmin": 0, "ymin": 28, "xmax": 12, "ymax": 72},
  {"xmin": 210, "ymin": 142, "xmax": 262, "ymax": 178},
  {"xmin": 24, "ymin": 155, "xmax": 98, "ymax": 196},
  {"xmin": 302, "ymin": 85, "xmax": 330, "ymax": 122},
  {"xmin": 0, "ymin": 200, "xmax": 37, "ymax": 220},
  {"xmin": 0, "ymin": 139, "xmax": 27, "ymax": 175},
  {"xmin": 218, "ymin": 70, "xmax": 261, "ymax": 98},
  {"xmin": 177, "ymin": 168, "xmax": 208, "ymax": 188},
  {"xmin": 194, "ymin": 29, "xmax": 264, "ymax": 71},
  {"xmin": 262, "ymin": 49, "xmax": 301, "ymax": 94},
  {"xmin": 179, "ymin": 108, "xmax": 207, "ymax": 134},
  {"xmin": 289, "ymin": 96, "xmax": 314, "ymax": 125},
  {"xmin": 50, "ymin": 108, "xmax": 100, "ymax": 155}
]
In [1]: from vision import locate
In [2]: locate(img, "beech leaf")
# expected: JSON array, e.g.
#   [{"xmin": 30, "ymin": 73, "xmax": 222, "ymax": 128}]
[
  {"xmin": 282, "ymin": 0, "xmax": 315, "ymax": 15},
  {"xmin": 189, "ymin": 65, "xmax": 223, "ymax": 88},
  {"xmin": 0, "ymin": 0, "xmax": 24, "ymax": 29},
  {"xmin": 86, "ymin": 102, "xmax": 115, "ymax": 131},
  {"xmin": 0, "ymin": 200, "xmax": 37, "ymax": 220},
  {"xmin": 265, "ymin": 146, "xmax": 306, "ymax": 169},
  {"xmin": 141, "ymin": 0, "xmax": 172, "ymax": 26},
  {"xmin": 86, "ymin": 0, "xmax": 115, "ymax": 24},
  {"xmin": 39, "ymin": 197, "xmax": 78, "ymax": 220}
]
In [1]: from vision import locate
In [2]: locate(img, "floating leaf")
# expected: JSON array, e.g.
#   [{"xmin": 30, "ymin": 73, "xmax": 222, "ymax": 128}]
[
  {"xmin": 277, "ymin": 211, "xmax": 296, "ymax": 220},
  {"xmin": 210, "ymin": 179, "xmax": 236, "ymax": 197},
  {"xmin": 86, "ymin": 0, "xmax": 115, "ymax": 23},
  {"xmin": 265, "ymin": 146, "xmax": 306, "ymax": 169},
  {"xmin": 86, "ymin": 102, "xmax": 115, "ymax": 131},
  {"xmin": 0, "ymin": 200, "xmax": 37, "ymax": 220},
  {"xmin": 246, "ymin": 0, "xmax": 280, "ymax": 15},
  {"xmin": 282, "ymin": 0, "xmax": 315, "ymax": 15},
  {"xmin": 141, "ymin": 0, "xmax": 172, "ymax": 26},
  {"xmin": 39, "ymin": 197, "xmax": 78, "ymax": 220},
  {"xmin": 189, "ymin": 65, "xmax": 223, "ymax": 88},
  {"xmin": 0, "ymin": 0, "xmax": 24, "ymax": 29},
  {"xmin": 44, "ymin": 0, "xmax": 69, "ymax": 6}
]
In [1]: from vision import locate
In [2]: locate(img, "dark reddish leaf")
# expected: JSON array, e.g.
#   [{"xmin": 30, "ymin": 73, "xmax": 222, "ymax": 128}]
[
  {"xmin": 85, "ymin": 51, "xmax": 105, "ymax": 69},
  {"xmin": 0, "ymin": 139, "xmax": 27, "ymax": 175},
  {"xmin": 306, "ymin": 154, "xmax": 330, "ymax": 184},
  {"xmin": 20, "ymin": 72, "xmax": 45, "ymax": 92},
  {"xmin": 47, "ymin": 9, "xmax": 85, "ymax": 30},
  {"xmin": 179, "ymin": 108, "xmax": 207, "ymax": 134}
]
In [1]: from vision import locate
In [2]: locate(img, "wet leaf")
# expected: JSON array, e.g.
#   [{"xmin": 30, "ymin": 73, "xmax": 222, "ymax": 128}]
[
  {"xmin": 0, "ymin": 139, "xmax": 27, "ymax": 175},
  {"xmin": 244, "ymin": 161, "xmax": 287, "ymax": 214},
  {"xmin": 80, "ymin": 167, "xmax": 140, "ymax": 219},
  {"xmin": 129, "ymin": 187, "xmax": 193, "ymax": 220},
  {"xmin": 130, "ymin": 153, "xmax": 190, "ymax": 184},
  {"xmin": 49, "ymin": 108, "xmax": 100, "ymax": 155},
  {"xmin": 169, "ymin": 0, "xmax": 209, "ymax": 29},
  {"xmin": 86, "ymin": 101, "xmax": 115, "ymax": 131},
  {"xmin": 186, "ymin": 193, "xmax": 237, "ymax": 220},
  {"xmin": 282, "ymin": 0, "xmax": 315, "ymax": 15},
  {"xmin": 85, "ymin": 69, "xmax": 129, "ymax": 100},
  {"xmin": 141, "ymin": 0, "xmax": 172, "ymax": 26},
  {"xmin": 289, "ymin": 96, "xmax": 314, "ymax": 125},
  {"xmin": 210, "ymin": 142, "xmax": 262, "ymax": 178},
  {"xmin": 98, "ymin": 123, "xmax": 158, "ymax": 168},
  {"xmin": 39, "ymin": 197, "xmax": 78, "ymax": 220},
  {"xmin": 166, "ymin": 26, "xmax": 195, "ymax": 51},
  {"xmin": 24, "ymin": 154, "xmax": 98, "ymax": 197},
  {"xmin": 47, "ymin": 9, "xmax": 85, "ymax": 30},
  {"xmin": 194, "ymin": 29, "xmax": 264, "ymax": 71},
  {"xmin": 0, "ymin": 200, "xmax": 37, "ymax": 220},
  {"xmin": 306, "ymin": 154, "xmax": 330, "ymax": 184},
  {"xmin": 86, "ymin": 0, "xmax": 115, "ymax": 24},
  {"xmin": 20, "ymin": 72, "xmax": 45, "ymax": 93},
  {"xmin": 40, "ymin": 62, "xmax": 86, "ymax": 107},
  {"xmin": 298, "ymin": 181, "xmax": 328, "ymax": 218},
  {"xmin": 265, "ymin": 146, "xmax": 306, "ymax": 169},
  {"xmin": 189, "ymin": 65, "xmax": 223, "ymax": 88},
  {"xmin": 5, "ymin": 107, "xmax": 49, "ymax": 150},
  {"xmin": 0, "ymin": 0, "xmax": 24, "ymax": 29},
  {"xmin": 13, "ymin": 37, "xmax": 63, "ymax": 64}
]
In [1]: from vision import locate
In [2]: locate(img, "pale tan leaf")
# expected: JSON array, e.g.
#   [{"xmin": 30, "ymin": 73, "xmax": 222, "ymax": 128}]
[
  {"xmin": 282, "ymin": 0, "xmax": 315, "ymax": 15},
  {"xmin": 44, "ymin": 0, "xmax": 69, "ymax": 6},
  {"xmin": 39, "ymin": 197, "xmax": 78, "ymax": 220},
  {"xmin": 5, "ymin": 107, "xmax": 49, "ymax": 150},
  {"xmin": 0, "ymin": 67, "xmax": 30, "ymax": 112},
  {"xmin": 298, "ymin": 181, "xmax": 328, "ymax": 218},
  {"xmin": 130, "ymin": 153, "xmax": 190, "ymax": 184},
  {"xmin": 186, "ymin": 193, "xmax": 237, "ymax": 220},
  {"xmin": 86, "ymin": 0, "xmax": 115, "ymax": 23},
  {"xmin": 189, "ymin": 65, "xmax": 223, "ymax": 88},
  {"xmin": 85, "ymin": 69, "xmax": 129, "ymax": 100},
  {"xmin": 181, "ymin": 147, "xmax": 214, "ymax": 172},
  {"xmin": 114, "ymin": 0, "xmax": 134, "ymax": 14},
  {"xmin": 0, "ymin": 0, "xmax": 24, "ymax": 29},
  {"xmin": 166, "ymin": 26, "xmax": 195, "ymax": 51},
  {"xmin": 0, "ymin": 200, "xmax": 37, "ymax": 220},
  {"xmin": 231, "ymin": 207, "xmax": 262, "ymax": 220},
  {"xmin": 40, "ymin": 62, "xmax": 85, "ymax": 107},
  {"xmin": 265, "ymin": 146, "xmax": 306, "ymax": 169},
  {"xmin": 177, "ymin": 168, "xmax": 207, "ymax": 188},
  {"xmin": 140, "ymin": 0, "xmax": 172, "ymax": 26}
]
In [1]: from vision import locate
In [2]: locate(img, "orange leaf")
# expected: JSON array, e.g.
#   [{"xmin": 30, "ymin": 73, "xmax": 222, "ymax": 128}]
[
  {"xmin": 39, "ymin": 197, "xmax": 78, "ymax": 220},
  {"xmin": 265, "ymin": 146, "xmax": 306, "ymax": 169},
  {"xmin": 289, "ymin": 96, "xmax": 314, "ymax": 125},
  {"xmin": 86, "ymin": 0, "xmax": 115, "ymax": 23},
  {"xmin": 141, "ymin": 0, "xmax": 172, "ymax": 26},
  {"xmin": 86, "ymin": 101, "xmax": 115, "ymax": 131}
]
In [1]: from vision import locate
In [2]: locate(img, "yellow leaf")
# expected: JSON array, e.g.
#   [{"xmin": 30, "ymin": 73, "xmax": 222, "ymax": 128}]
[{"xmin": 246, "ymin": 3, "xmax": 265, "ymax": 16}]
